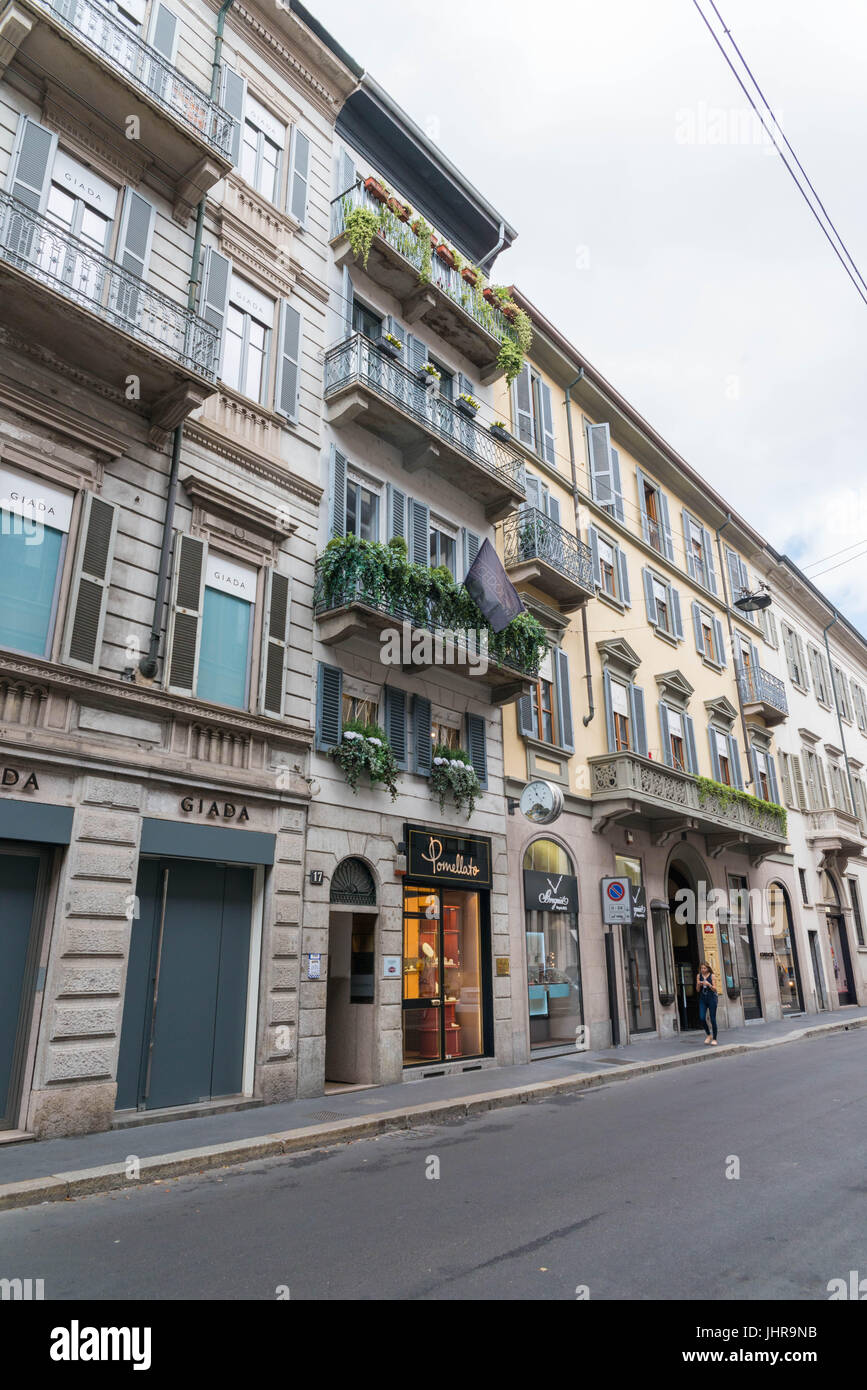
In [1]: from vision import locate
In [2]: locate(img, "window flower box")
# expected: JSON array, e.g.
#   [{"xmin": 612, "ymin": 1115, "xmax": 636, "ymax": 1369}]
[
  {"xmin": 499, "ymin": 301, "xmax": 518, "ymax": 323},
  {"xmin": 461, "ymin": 266, "xmax": 480, "ymax": 287},
  {"xmin": 457, "ymin": 393, "xmax": 479, "ymax": 417},
  {"xmin": 380, "ymin": 332, "xmax": 404, "ymax": 360},
  {"xmin": 431, "ymin": 748, "xmax": 481, "ymax": 820},
  {"xmin": 490, "ymin": 421, "xmax": 511, "ymax": 441},
  {"xmin": 364, "ymin": 176, "xmax": 389, "ymax": 204},
  {"xmin": 387, "ymin": 195, "xmax": 411, "ymax": 222},
  {"xmin": 330, "ymin": 719, "xmax": 400, "ymax": 799},
  {"xmin": 412, "ymin": 219, "xmax": 437, "ymax": 246},
  {"xmin": 418, "ymin": 362, "xmax": 441, "ymax": 384},
  {"xmin": 435, "ymin": 243, "xmax": 457, "ymax": 269},
  {"xmin": 482, "ymin": 287, "xmax": 499, "ymax": 305}
]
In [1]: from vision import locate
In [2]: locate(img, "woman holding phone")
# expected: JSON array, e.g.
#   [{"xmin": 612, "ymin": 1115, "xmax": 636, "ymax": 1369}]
[{"xmin": 697, "ymin": 961, "xmax": 719, "ymax": 1044}]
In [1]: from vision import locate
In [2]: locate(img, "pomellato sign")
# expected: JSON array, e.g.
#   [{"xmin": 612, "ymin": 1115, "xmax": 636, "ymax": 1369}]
[
  {"xmin": 523, "ymin": 870, "xmax": 579, "ymax": 914},
  {"xmin": 405, "ymin": 825, "xmax": 492, "ymax": 889}
]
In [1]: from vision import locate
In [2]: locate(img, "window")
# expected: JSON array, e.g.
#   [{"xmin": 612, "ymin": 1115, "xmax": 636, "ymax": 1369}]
[
  {"xmin": 752, "ymin": 749, "xmax": 771, "ymax": 800},
  {"xmin": 611, "ymin": 678, "xmax": 631, "ymax": 750},
  {"xmin": 852, "ymin": 776, "xmax": 867, "ymax": 834},
  {"xmin": 781, "ymin": 623, "xmax": 808, "ymax": 690},
  {"xmin": 601, "ymin": 670, "xmax": 649, "ymax": 756},
  {"xmin": 197, "ymin": 553, "xmax": 256, "ymax": 709},
  {"xmin": 240, "ymin": 94, "xmax": 285, "ymax": 203},
  {"xmin": 667, "ymin": 708, "xmax": 685, "ymax": 770},
  {"xmin": 343, "ymin": 692, "xmax": 378, "ymax": 726},
  {"xmin": 0, "ymin": 467, "xmax": 72, "ymax": 658},
  {"xmin": 798, "ymin": 868, "xmax": 809, "ymax": 905},
  {"xmin": 643, "ymin": 568, "xmax": 683, "ymax": 642},
  {"xmin": 223, "ymin": 274, "xmax": 273, "ymax": 402},
  {"xmin": 852, "ymin": 682, "xmax": 867, "ymax": 733},
  {"xmin": 636, "ymin": 470, "xmax": 673, "ymax": 559},
  {"xmin": 531, "ymin": 676, "xmax": 555, "ymax": 745},
  {"xmin": 681, "ymin": 510, "xmax": 717, "ymax": 592},
  {"xmin": 45, "ymin": 152, "xmax": 116, "ymax": 259},
  {"xmin": 429, "ymin": 525, "xmax": 457, "ymax": 577},
  {"xmin": 345, "ymin": 477, "xmax": 379, "ymax": 542},
  {"xmin": 352, "ymin": 299, "xmax": 383, "ymax": 340},
  {"xmin": 431, "ymin": 721, "xmax": 460, "ymax": 751},
  {"xmin": 716, "ymin": 731, "xmax": 732, "ymax": 785},
  {"xmin": 692, "ymin": 601, "xmax": 726, "ymax": 668},
  {"xmin": 827, "ymin": 761, "xmax": 852, "ymax": 813},
  {"xmin": 512, "ymin": 365, "xmax": 555, "ymax": 464},
  {"xmin": 808, "ymin": 645, "xmax": 831, "ymax": 705},
  {"xmin": 803, "ymin": 749, "xmax": 828, "ymax": 810},
  {"xmin": 847, "ymin": 878, "xmax": 865, "ymax": 948},
  {"xmin": 724, "ymin": 546, "xmax": 757, "ymax": 625},
  {"xmin": 588, "ymin": 527, "xmax": 630, "ymax": 606},
  {"xmin": 832, "ymin": 665, "xmax": 853, "ymax": 723},
  {"xmin": 585, "ymin": 420, "xmax": 624, "ymax": 522},
  {"xmin": 517, "ymin": 648, "xmax": 574, "ymax": 752}
]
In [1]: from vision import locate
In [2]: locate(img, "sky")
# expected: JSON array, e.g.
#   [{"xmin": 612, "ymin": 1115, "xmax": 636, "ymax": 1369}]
[{"xmin": 310, "ymin": 0, "xmax": 867, "ymax": 632}]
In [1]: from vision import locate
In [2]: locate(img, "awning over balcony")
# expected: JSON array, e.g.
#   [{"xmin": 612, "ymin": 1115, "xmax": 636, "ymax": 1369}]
[
  {"xmin": 589, "ymin": 751, "xmax": 788, "ymax": 863},
  {"xmin": 501, "ymin": 508, "xmax": 594, "ymax": 613},
  {"xmin": 324, "ymin": 334, "xmax": 526, "ymax": 521}
]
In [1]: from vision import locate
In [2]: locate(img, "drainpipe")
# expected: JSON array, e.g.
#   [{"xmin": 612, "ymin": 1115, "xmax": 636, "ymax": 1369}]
[
  {"xmin": 139, "ymin": 2, "xmax": 234, "ymax": 679},
  {"xmin": 715, "ymin": 514, "xmax": 754, "ymax": 787},
  {"xmin": 563, "ymin": 369, "xmax": 594, "ymax": 726},
  {"xmin": 823, "ymin": 616, "xmax": 858, "ymax": 817},
  {"xmin": 477, "ymin": 220, "xmax": 505, "ymax": 276}
]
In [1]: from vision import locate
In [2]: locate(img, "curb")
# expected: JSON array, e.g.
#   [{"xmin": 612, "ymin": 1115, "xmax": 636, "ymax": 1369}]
[{"xmin": 1, "ymin": 1015, "xmax": 864, "ymax": 1212}]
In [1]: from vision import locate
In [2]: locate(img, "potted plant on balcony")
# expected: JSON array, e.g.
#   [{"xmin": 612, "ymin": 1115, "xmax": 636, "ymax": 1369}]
[
  {"xmin": 344, "ymin": 204, "xmax": 380, "ymax": 270},
  {"xmin": 380, "ymin": 331, "xmax": 404, "ymax": 360},
  {"xmin": 462, "ymin": 265, "xmax": 481, "ymax": 287},
  {"xmin": 435, "ymin": 242, "xmax": 457, "ymax": 270},
  {"xmin": 490, "ymin": 420, "xmax": 511, "ymax": 441},
  {"xmin": 329, "ymin": 718, "xmax": 400, "ymax": 800},
  {"xmin": 457, "ymin": 391, "xmax": 480, "ymax": 418},
  {"xmin": 431, "ymin": 746, "xmax": 482, "ymax": 820},
  {"xmin": 386, "ymin": 194, "xmax": 411, "ymax": 222},
  {"xmin": 418, "ymin": 361, "xmax": 441, "ymax": 387},
  {"xmin": 363, "ymin": 175, "xmax": 389, "ymax": 204}
]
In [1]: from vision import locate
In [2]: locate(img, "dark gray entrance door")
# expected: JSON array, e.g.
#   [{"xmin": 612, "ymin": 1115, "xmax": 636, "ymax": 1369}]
[
  {"xmin": 117, "ymin": 858, "xmax": 254, "ymax": 1112},
  {"xmin": 624, "ymin": 922, "xmax": 655, "ymax": 1033},
  {"xmin": 0, "ymin": 849, "xmax": 44, "ymax": 1129}
]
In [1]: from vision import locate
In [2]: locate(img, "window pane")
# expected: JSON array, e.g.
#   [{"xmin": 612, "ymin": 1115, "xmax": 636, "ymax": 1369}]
[
  {"xmin": 0, "ymin": 525, "xmax": 63, "ymax": 656},
  {"xmin": 80, "ymin": 206, "xmax": 111, "ymax": 251},
  {"xmin": 244, "ymin": 337, "xmax": 265, "ymax": 400},
  {"xmin": 46, "ymin": 185, "xmax": 76, "ymax": 230},
  {"xmin": 241, "ymin": 126, "xmax": 258, "ymax": 185},
  {"xmin": 261, "ymin": 139, "xmax": 280, "ymax": 202},
  {"xmin": 359, "ymin": 487, "xmax": 377, "ymax": 542},
  {"xmin": 197, "ymin": 587, "xmax": 251, "ymax": 709},
  {"xmin": 223, "ymin": 311, "xmax": 244, "ymax": 392}
]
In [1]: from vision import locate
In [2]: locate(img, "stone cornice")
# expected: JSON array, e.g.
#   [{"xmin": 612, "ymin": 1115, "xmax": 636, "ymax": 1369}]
[
  {"xmin": 228, "ymin": 2, "xmax": 355, "ymax": 118},
  {"xmin": 0, "ymin": 381, "xmax": 127, "ymax": 463},
  {"xmin": 181, "ymin": 469, "xmax": 297, "ymax": 539},
  {"xmin": 184, "ymin": 414, "xmax": 323, "ymax": 507}
]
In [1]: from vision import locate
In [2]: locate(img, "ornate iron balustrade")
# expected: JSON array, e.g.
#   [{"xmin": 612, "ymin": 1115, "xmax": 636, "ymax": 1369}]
[
  {"xmin": 324, "ymin": 334, "xmax": 526, "ymax": 495},
  {"xmin": 31, "ymin": 0, "xmax": 235, "ymax": 158},
  {"xmin": 0, "ymin": 191, "xmax": 219, "ymax": 379},
  {"xmin": 313, "ymin": 564, "xmax": 541, "ymax": 679},
  {"xmin": 502, "ymin": 508, "xmax": 594, "ymax": 593},
  {"xmin": 735, "ymin": 661, "xmax": 788, "ymax": 716},
  {"xmin": 589, "ymin": 751, "xmax": 788, "ymax": 840},
  {"xmin": 331, "ymin": 182, "xmax": 520, "ymax": 348}
]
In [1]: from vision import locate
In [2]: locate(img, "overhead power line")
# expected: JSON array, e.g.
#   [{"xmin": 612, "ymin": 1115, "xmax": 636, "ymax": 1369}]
[
  {"xmin": 691, "ymin": 0, "xmax": 867, "ymax": 308},
  {"xmin": 808, "ymin": 545, "xmax": 867, "ymax": 581},
  {"xmin": 803, "ymin": 536, "xmax": 867, "ymax": 571}
]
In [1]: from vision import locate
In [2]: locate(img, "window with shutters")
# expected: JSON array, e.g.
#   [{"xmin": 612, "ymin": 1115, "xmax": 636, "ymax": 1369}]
[
  {"xmin": 0, "ymin": 466, "xmax": 73, "ymax": 658},
  {"xmin": 511, "ymin": 365, "xmax": 555, "ymax": 464},
  {"xmin": 352, "ymin": 299, "xmax": 383, "ymax": 340},
  {"xmin": 641, "ymin": 567, "xmax": 683, "ymax": 644},
  {"xmin": 753, "ymin": 748, "xmax": 772, "ymax": 801},
  {"xmin": 807, "ymin": 645, "xmax": 831, "ymax": 705},
  {"xmin": 803, "ymin": 749, "xmax": 827, "ymax": 810},
  {"xmin": 847, "ymin": 878, "xmax": 866, "ymax": 947},
  {"xmin": 197, "ymin": 553, "xmax": 256, "ymax": 709},
  {"xmin": 642, "ymin": 479, "xmax": 663, "ymax": 555},
  {"xmin": 342, "ymin": 693, "xmax": 378, "ymax": 726},
  {"xmin": 852, "ymin": 682, "xmax": 867, "ymax": 732},
  {"xmin": 831, "ymin": 664, "xmax": 853, "ymax": 722},
  {"xmin": 588, "ymin": 526, "xmax": 629, "ymax": 607},
  {"xmin": 682, "ymin": 510, "xmax": 717, "ymax": 592},
  {"xmin": 779, "ymin": 623, "xmax": 807, "ymax": 690},
  {"xmin": 611, "ymin": 678, "xmax": 631, "ymax": 751},
  {"xmin": 345, "ymin": 476, "xmax": 379, "ymax": 542},
  {"xmin": 716, "ymin": 731, "xmax": 732, "ymax": 785},
  {"xmin": 692, "ymin": 600, "xmax": 726, "ymax": 670},
  {"xmin": 702, "ymin": 615, "xmax": 717, "ymax": 663},
  {"xmin": 585, "ymin": 419, "xmax": 624, "ymax": 522},
  {"xmin": 240, "ymin": 93, "xmax": 285, "ymax": 204},
  {"xmin": 429, "ymin": 523, "xmax": 457, "ymax": 577},
  {"xmin": 666, "ymin": 707, "xmax": 686, "ymax": 771},
  {"xmin": 707, "ymin": 724, "xmax": 743, "ymax": 789},
  {"xmin": 223, "ymin": 273, "xmax": 273, "ymax": 403}
]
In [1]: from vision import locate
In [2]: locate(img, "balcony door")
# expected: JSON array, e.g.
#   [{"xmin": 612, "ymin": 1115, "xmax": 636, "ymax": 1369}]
[
  {"xmin": 42, "ymin": 153, "xmax": 116, "ymax": 296},
  {"xmin": 402, "ymin": 886, "xmax": 486, "ymax": 1065}
]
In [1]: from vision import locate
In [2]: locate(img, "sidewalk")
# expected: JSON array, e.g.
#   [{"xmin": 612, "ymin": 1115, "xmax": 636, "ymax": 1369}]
[{"xmin": 2, "ymin": 1008, "xmax": 865, "ymax": 1210}]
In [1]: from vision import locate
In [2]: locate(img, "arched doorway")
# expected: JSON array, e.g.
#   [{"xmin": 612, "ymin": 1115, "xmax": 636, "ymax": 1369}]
[
  {"xmin": 523, "ymin": 838, "xmax": 583, "ymax": 1050},
  {"xmin": 822, "ymin": 871, "xmax": 856, "ymax": 1005},
  {"xmin": 325, "ymin": 858, "xmax": 378, "ymax": 1087},
  {"xmin": 767, "ymin": 882, "xmax": 804, "ymax": 1014}
]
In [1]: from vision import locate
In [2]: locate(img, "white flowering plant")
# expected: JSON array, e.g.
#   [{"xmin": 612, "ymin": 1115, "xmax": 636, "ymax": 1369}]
[
  {"xmin": 330, "ymin": 718, "xmax": 400, "ymax": 800},
  {"xmin": 430, "ymin": 744, "xmax": 481, "ymax": 820}
]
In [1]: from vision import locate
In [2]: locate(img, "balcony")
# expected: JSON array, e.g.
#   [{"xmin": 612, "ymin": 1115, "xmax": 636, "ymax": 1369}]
[
  {"xmin": 589, "ymin": 751, "xmax": 788, "ymax": 862},
  {"xmin": 314, "ymin": 562, "xmax": 539, "ymax": 705},
  {"xmin": 806, "ymin": 805, "xmax": 866, "ymax": 874},
  {"xmin": 324, "ymin": 334, "xmax": 526, "ymax": 521},
  {"xmin": 0, "ymin": 191, "xmax": 218, "ymax": 431},
  {"xmin": 2, "ymin": 0, "xmax": 233, "ymax": 215},
  {"xmin": 501, "ymin": 509, "xmax": 594, "ymax": 613},
  {"xmin": 736, "ymin": 661, "xmax": 788, "ymax": 726},
  {"xmin": 330, "ymin": 183, "xmax": 519, "ymax": 381}
]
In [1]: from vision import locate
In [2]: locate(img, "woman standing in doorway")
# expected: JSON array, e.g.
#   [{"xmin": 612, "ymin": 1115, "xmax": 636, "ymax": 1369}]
[{"xmin": 697, "ymin": 961, "xmax": 719, "ymax": 1045}]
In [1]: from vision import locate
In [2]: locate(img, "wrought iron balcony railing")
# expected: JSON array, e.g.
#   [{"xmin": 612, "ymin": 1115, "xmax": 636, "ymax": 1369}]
[
  {"xmin": 502, "ymin": 508, "xmax": 594, "ymax": 594},
  {"xmin": 331, "ymin": 182, "xmax": 520, "ymax": 348},
  {"xmin": 32, "ymin": 0, "xmax": 234, "ymax": 159},
  {"xmin": 0, "ymin": 191, "xmax": 219, "ymax": 380},
  {"xmin": 324, "ymin": 334, "xmax": 526, "ymax": 496},
  {"xmin": 736, "ymin": 661, "xmax": 788, "ymax": 717}
]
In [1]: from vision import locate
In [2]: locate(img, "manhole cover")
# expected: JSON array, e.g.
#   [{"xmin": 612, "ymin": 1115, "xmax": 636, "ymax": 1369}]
[{"xmin": 306, "ymin": 1111, "xmax": 349, "ymax": 1122}]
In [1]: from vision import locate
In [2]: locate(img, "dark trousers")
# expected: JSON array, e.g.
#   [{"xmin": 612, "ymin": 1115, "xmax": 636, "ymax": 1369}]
[{"xmin": 699, "ymin": 991, "xmax": 718, "ymax": 1039}]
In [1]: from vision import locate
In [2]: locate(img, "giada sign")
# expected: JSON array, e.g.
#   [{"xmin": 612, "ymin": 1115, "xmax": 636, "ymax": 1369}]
[
  {"xmin": 180, "ymin": 797, "xmax": 250, "ymax": 821},
  {"xmin": 405, "ymin": 825, "xmax": 492, "ymax": 889}
]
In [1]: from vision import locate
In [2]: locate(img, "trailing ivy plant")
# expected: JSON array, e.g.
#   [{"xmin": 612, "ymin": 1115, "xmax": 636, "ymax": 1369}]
[
  {"xmin": 695, "ymin": 777, "xmax": 787, "ymax": 836},
  {"xmin": 329, "ymin": 717, "xmax": 400, "ymax": 800},
  {"xmin": 344, "ymin": 203, "xmax": 380, "ymax": 269},
  {"xmin": 412, "ymin": 214, "xmax": 433, "ymax": 284},
  {"xmin": 431, "ymin": 745, "xmax": 481, "ymax": 820},
  {"xmin": 497, "ymin": 338, "xmax": 525, "ymax": 385}
]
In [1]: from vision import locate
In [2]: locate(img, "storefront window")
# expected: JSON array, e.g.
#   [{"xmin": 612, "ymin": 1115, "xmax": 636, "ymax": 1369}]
[
  {"xmin": 717, "ymin": 915, "xmax": 740, "ymax": 995},
  {"xmin": 616, "ymin": 855, "xmax": 654, "ymax": 1033},
  {"xmin": 767, "ymin": 883, "xmax": 801, "ymax": 1014},
  {"xmin": 402, "ymin": 887, "xmax": 484, "ymax": 1064},
  {"xmin": 651, "ymin": 903, "xmax": 676, "ymax": 1003},
  {"xmin": 523, "ymin": 839, "xmax": 583, "ymax": 1049}
]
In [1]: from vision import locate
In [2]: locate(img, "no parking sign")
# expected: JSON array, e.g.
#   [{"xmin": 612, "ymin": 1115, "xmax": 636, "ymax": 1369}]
[{"xmin": 601, "ymin": 876, "xmax": 632, "ymax": 924}]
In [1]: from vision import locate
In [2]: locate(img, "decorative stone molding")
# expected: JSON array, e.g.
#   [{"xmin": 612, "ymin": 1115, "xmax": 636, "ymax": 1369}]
[
  {"xmin": 188, "ymin": 722, "xmax": 251, "ymax": 769},
  {"xmin": 0, "ymin": 4, "xmax": 32, "ymax": 79},
  {"xmin": 596, "ymin": 636, "xmax": 641, "ymax": 676},
  {"xmin": 0, "ymin": 325, "xmax": 135, "ymax": 410},
  {"xmin": 186, "ymin": 394, "xmax": 322, "ymax": 507},
  {"xmin": 181, "ymin": 470, "xmax": 297, "ymax": 558},
  {"xmin": 231, "ymin": 3, "xmax": 348, "ymax": 117},
  {"xmin": 655, "ymin": 669, "xmax": 694, "ymax": 705},
  {"xmin": 219, "ymin": 175, "xmax": 299, "ymax": 297},
  {"xmin": 704, "ymin": 694, "xmax": 738, "ymax": 727},
  {"xmin": 0, "ymin": 677, "xmax": 49, "ymax": 728}
]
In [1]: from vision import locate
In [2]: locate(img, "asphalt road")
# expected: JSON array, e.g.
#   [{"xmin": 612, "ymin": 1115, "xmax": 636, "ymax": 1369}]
[{"xmin": 2, "ymin": 1030, "xmax": 865, "ymax": 1300}]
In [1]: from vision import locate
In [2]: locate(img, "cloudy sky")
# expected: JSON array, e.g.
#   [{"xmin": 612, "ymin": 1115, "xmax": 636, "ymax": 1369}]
[{"xmin": 312, "ymin": 0, "xmax": 867, "ymax": 630}]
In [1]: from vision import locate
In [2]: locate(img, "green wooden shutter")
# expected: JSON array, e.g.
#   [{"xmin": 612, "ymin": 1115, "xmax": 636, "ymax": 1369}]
[
  {"xmin": 384, "ymin": 686, "xmax": 407, "ymax": 769},
  {"xmin": 259, "ymin": 569, "xmax": 290, "ymax": 717},
  {"xmin": 275, "ymin": 300, "xmax": 302, "ymax": 422},
  {"xmin": 315, "ymin": 663, "xmax": 343, "ymax": 750},
  {"xmin": 64, "ymin": 493, "xmax": 118, "ymax": 669},
  {"xmin": 165, "ymin": 533, "xmax": 206, "ymax": 694},
  {"xmin": 461, "ymin": 527, "xmax": 480, "ymax": 579},
  {"xmin": 466, "ymin": 713, "xmax": 488, "ymax": 789},
  {"xmin": 413, "ymin": 695, "xmax": 432, "ymax": 775},
  {"xmin": 288, "ymin": 126, "xmax": 310, "ymax": 224}
]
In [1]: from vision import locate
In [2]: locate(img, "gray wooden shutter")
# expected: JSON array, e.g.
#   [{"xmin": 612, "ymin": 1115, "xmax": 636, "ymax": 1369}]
[
  {"xmin": 64, "ymin": 493, "xmax": 118, "ymax": 669},
  {"xmin": 409, "ymin": 498, "xmax": 430, "ymax": 566},
  {"xmin": 725, "ymin": 547, "xmax": 742, "ymax": 603},
  {"xmin": 682, "ymin": 511, "xmax": 697, "ymax": 580},
  {"xmin": 342, "ymin": 265, "xmax": 354, "ymax": 338},
  {"xmin": 517, "ymin": 692, "xmax": 535, "ymax": 739},
  {"xmin": 713, "ymin": 618, "xmax": 726, "ymax": 666},
  {"xmin": 315, "ymin": 662, "xmax": 343, "ymax": 750},
  {"xmin": 538, "ymin": 380, "xmax": 555, "ymax": 464},
  {"xmin": 729, "ymin": 736, "xmax": 743, "ymax": 790},
  {"xmin": 630, "ymin": 684, "xmax": 648, "ymax": 756},
  {"xmin": 288, "ymin": 127, "xmax": 310, "ymax": 224},
  {"xmin": 512, "ymin": 364, "xmax": 534, "ymax": 447},
  {"xmin": 166, "ymin": 533, "xmax": 206, "ymax": 694},
  {"xmin": 683, "ymin": 713, "xmax": 698, "ymax": 775},
  {"xmin": 703, "ymin": 527, "xmax": 717, "ymax": 593},
  {"xmin": 387, "ymin": 483, "xmax": 407, "ymax": 542},
  {"xmin": 707, "ymin": 728, "xmax": 722, "ymax": 781},
  {"xmin": 8, "ymin": 115, "xmax": 57, "ymax": 211},
  {"xmin": 767, "ymin": 755, "xmax": 781, "ymax": 806},
  {"xmin": 384, "ymin": 686, "xmax": 407, "ymax": 768},
  {"xmin": 275, "ymin": 300, "xmax": 302, "ymax": 422},
  {"xmin": 466, "ymin": 713, "xmax": 488, "ymax": 789},
  {"xmin": 150, "ymin": 2, "xmax": 177, "ymax": 57},
  {"xmin": 461, "ymin": 527, "xmax": 480, "ymax": 579},
  {"xmin": 692, "ymin": 600, "xmax": 705, "ymax": 656},
  {"xmin": 636, "ymin": 471, "xmax": 651, "ymax": 544},
  {"xmin": 671, "ymin": 585, "xmax": 684, "ymax": 641},
  {"xmin": 587, "ymin": 422, "xmax": 613, "ymax": 508},
  {"xmin": 602, "ymin": 669, "xmax": 616, "ymax": 752},
  {"xmin": 259, "ymin": 569, "xmax": 290, "ymax": 717},
  {"xmin": 609, "ymin": 446, "xmax": 625, "ymax": 522},
  {"xmin": 554, "ymin": 648, "xmax": 574, "ymax": 753},
  {"xmin": 199, "ymin": 246, "xmax": 232, "ymax": 372},
  {"xmin": 407, "ymin": 334, "xmax": 428, "ymax": 373},
  {"xmin": 642, "ymin": 567, "xmax": 657, "ymax": 625},
  {"xmin": 588, "ymin": 526, "xmax": 601, "ymax": 586},
  {"xmin": 329, "ymin": 445, "xmax": 347, "ymax": 538},
  {"xmin": 658, "ymin": 491, "xmax": 674, "ymax": 560},
  {"xmin": 790, "ymin": 753, "xmax": 807, "ymax": 809},
  {"xmin": 337, "ymin": 147, "xmax": 355, "ymax": 197},
  {"xmin": 220, "ymin": 64, "xmax": 247, "ymax": 166},
  {"xmin": 659, "ymin": 702, "xmax": 672, "ymax": 765},
  {"xmin": 116, "ymin": 189, "xmax": 155, "ymax": 279},
  {"xmin": 413, "ymin": 695, "xmax": 432, "ymax": 775},
  {"xmin": 523, "ymin": 473, "xmax": 541, "ymax": 512},
  {"xmin": 618, "ymin": 549, "xmax": 631, "ymax": 606}
]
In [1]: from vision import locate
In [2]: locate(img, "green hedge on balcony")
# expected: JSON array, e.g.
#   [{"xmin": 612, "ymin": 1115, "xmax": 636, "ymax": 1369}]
[
  {"xmin": 696, "ymin": 777, "xmax": 788, "ymax": 837},
  {"xmin": 317, "ymin": 534, "xmax": 548, "ymax": 676}
]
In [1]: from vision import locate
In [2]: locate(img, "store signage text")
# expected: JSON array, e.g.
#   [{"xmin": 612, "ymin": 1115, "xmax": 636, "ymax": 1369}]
[
  {"xmin": 1, "ymin": 767, "xmax": 39, "ymax": 791},
  {"xmin": 523, "ymin": 870, "xmax": 579, "ymax": 914},
  {"xmin": 405, "ymin": 825, "xmax": 492, "ymax": 889},
  {"xmin": 180, "ymin": 797, "xmax": 250, "ymax": 821}
]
